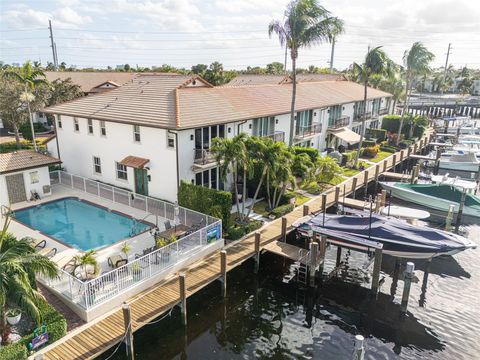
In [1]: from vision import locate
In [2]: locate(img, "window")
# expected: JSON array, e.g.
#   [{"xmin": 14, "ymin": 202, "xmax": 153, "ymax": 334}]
[
  {"xmin": 168, "ymin": 137, "xmax": 175, "ymax": 148},
  {"xmin": 87, "ymin": 119, "xmax": 93, "ymax": 134},
  {"xmin": 253, "ymin": 116, "xmax": 275, "ymax": 137},
  {"xmin": 133, "ymin": 125, "xmax": 140, "ymax": 142},
  {"xmin": 29, "ymin": 171, "xmax": 39, "ymax": 184},
  {"xmin": 93, "ymin": 156, "xmax": 101, "ymax": 174},
  {"xmin": 194, "ymin": 167, "xmax": 221, "ymax": 190},
  {"xmin": 57, "ymin": 115, "xmax": 62, "ymax": 129},
  {"xmin": 100, "ymin": 121, "xmax": 106, "ymax": 136},
  {"xmin": 74, "ymin": 118, "xmax": 79, "ymax": 132},
  {"xmin": 193, "ymin": 125, "xmax": 225, "ymax": 153},
  {"xmin": 116, "ymin": 162, "xmax": 128, "ymax": 180}
]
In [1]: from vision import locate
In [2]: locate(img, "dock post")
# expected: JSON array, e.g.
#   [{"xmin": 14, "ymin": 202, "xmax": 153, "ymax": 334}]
[
  {"xmin": 309, "ymin": 242, "xmax": 319, "ymax": 288},
  {"xmin": 281, "ymin": 217, "xmax": 287, "ymax": 242},
  {"xmin": 383, "ymin": 159, "xmax": 388, "ymax": 173},
  {"xmin": 399, "ymin": 150, "xmax": 404, "ymax": 171},
  {"xmin": 321, "ymin": 194, "xmax": 327, "ymax": 212},
  {"xmin": 254, "ymin": 232, "xmax": 260, "ymax": 274},
  {"xmin": 335, "ymin": 246, "xmax": 342, "ymax": 267},
  {"xmin": 380, "ymin": 189, "xmax": 387, "ymax": 207},
  {"xmin": 363, "ymin": 170, "xmax": 369, "ymax": 198},
  {"xmin": 371, "ymin": 248, "xmax": 383, "ymax": 294},
  {"xmin": 220, "ymin": 250, "xmax": 227, "ymax": 297},
  {"xmin": 318, "ymin": 235, "xmax": 327, "ymax": 277},
  {"xmin": 374, "ymin": 164, "xmax": 380, "ymax": 189},
  {"xmin": 454, "ymin": 190, "xmax": 467, "ymax": 234},
  {"xmin": 334, "ymin": 186, "xmax": 340, "ymax": 207},
  {"xmin": 400, "ymin": 262, "xmax": 415, "ymax": 314},
  {"xmin": 352, "ymin": 335, "xmax": 365, "ymax": 360},
  {"xmin": 303, "ymin": 205, "xmax": 310, "ymax": 216},
  {"xmin": 413, "ymin": 143, "xmax": 418, "ymax": 154},
  {"xmin": 445, "ymin": 204, "xmax": 455, "ymax": 231},
  {"xmin": 392, "ymin": 154, "xmax": 397, "ymax": 172},
  {"xmin": 434, "ymin": 149, "xmax": 441, "ymax": 175},
  {"xmin": 410, "ymin": 164, "xmax": 417, "ymax": 184},
  {"xmin": 351, "ymin": 177, "xmax": 358, "ymax": 199},
  {"xmin": 122, "ymin": 302, "xmax": 135, "ymax": 360},
  {"xmin": 179, "ymin": 273, "xmax": 187, "ymax": 325}
]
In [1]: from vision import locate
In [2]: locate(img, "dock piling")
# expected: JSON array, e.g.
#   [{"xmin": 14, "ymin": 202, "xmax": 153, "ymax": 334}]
[
  {"xmin": 335, "ymin": 186, "xmax": 340, "ymax": 208},
  {"xmin": 309, "ymin": 242, "xmax": 319, "ymax": 288},
  {"xmin": 335, "ymin": 246, "xmax": 342, "ymax": 267},
  {"xmin": 254, "ymin": 232, "xmax": 260, "ymax": 274},
  {"xmin": 392, "ymin": 154, "xmax": 397, "ymax": 172},
  {"xmin": 321, "ymin": 194, "xmax": 327, "ymax": 213},
  {"xmin": 179, "ymin": 273, "xmax": 187, "ymax": 325},
  {"xmin": 352, "ymin": 335, "xmax": 365, "ymax": 360},
  {"xmin": 351, "ymin": 177, "xmax": 358, "ymax": 199},
  {"xmin": 374, "ymin": 164, "xmax": 380, "ymax": 189},
  {"xmin": 318, "ymin": 235, "xmax": 327, "ymax": 276},
  {"xmin": 281, "ymin": 217, "xmax": 287, "ymax": 241},
  {"xmin": 454, "ymin": 190, "xmax": 467, "ymax": 233},
  {"xmin": 220, "ymin": 250, "xmax": 227, "ymax": 297},
  {"xmin": 363, "ymin": 170, "xmax": 369, "ymax": 198},
  {"xmin": 371, "ymin": 248, "xmax": 383, "ymax": 294},
  {"xmin": 400, "ymin": 262, "xmax": 415, "ymax": 314},
  {"xmin": 303, "ymin": 205, "xmax": 309, "ymax": 216},
  {"xmin": 122, "ymin": 302, "xmax": 135, "ymax": 360},
  {"xmin": 445, "ymin": 204, "xmax": 455, "ymax": 231}
]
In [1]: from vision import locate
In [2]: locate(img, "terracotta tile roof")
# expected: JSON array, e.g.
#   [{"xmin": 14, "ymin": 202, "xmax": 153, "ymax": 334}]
[
  {"xmin": 293, "ymin": 73, "xmax": 347, "ymax": 82},
  {"xmin": 224, "ymin": 73, "xmax": 346, "ymax": 87},
  {"xmin": 119, "ymin": 155, "xmax": 150, "ymax": 169},
  {"xmin": 0, "ymin": 150, "xmax": 61, "ymax": 174},
  {"xmin": 45, "ymin": 72, "xmax": 136, "ymax": 93},
  {"xmin": 43, "ymin": 74, "xmax": 391, "ymax": 130}
]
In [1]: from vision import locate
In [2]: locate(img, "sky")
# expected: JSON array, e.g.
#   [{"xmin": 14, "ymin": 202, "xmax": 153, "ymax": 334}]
[{"xmin": 1, "ymin": 0, "xmax": 480, "ymax": 71}]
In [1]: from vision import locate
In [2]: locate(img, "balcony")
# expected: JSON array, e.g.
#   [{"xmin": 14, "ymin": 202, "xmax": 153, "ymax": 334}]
[
  {"xmin": 262, "ymin": 131, "xmax": 285, "ymax": 143},
  {"xmin": 328, "ymin": 116, "xmax": 350, "ymax": 129},
  {"xmin": 192, "ymin": 148, "xmax": 216, "ymax": 169},
  {"xmin": 353, "ymin": 112, "xmax": 372, "ymax": 122},
  {"xmin": 295, "ymin": 123, "xmax": 322, "ymax": 140},
  {"xmin": 379, "ymin": 108, "xmax": 389, "ymax": 115}
]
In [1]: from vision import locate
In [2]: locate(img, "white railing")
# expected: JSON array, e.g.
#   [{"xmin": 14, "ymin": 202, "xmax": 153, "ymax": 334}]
[
  {"xmin": 41, "ymin": 219, "xmax": 222, "ymax": 310},
  {"xmin": 49, "ymin": 170, "xmax": 218, "ymax": 227}
]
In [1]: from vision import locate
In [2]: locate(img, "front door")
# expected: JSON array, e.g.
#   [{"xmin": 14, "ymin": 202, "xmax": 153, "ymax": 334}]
[
  {"xmin": 134, "ymin": 168, "xmax": 148, "ymax": 196},
  {"xmin": 6, "ymin": 173, "xmax": 27, "ymax": 204}
]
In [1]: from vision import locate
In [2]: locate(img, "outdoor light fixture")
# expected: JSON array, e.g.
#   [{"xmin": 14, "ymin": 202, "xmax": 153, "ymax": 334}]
[
  {"xmin": 147, "ymin": 175, "xmax": 151, "ymax": 181},
  {"xmin": 190, "ymin": 134, "xmax": 194, "ymax": 140}
]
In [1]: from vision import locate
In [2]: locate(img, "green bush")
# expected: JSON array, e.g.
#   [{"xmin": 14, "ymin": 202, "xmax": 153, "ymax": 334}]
[
  {"xmin": 226, "ymin": 220, "xmax": 262, "ymax": 240},
  {"xmin": 0, "ymin": 342, "xmax": 28, "ymax": 360},
  {"xmin": 293, "ymin": 146, "xmax": 319, "ymax": 162},
  {"xmin": 342, "ymin": 151, "xmax": 356, "ymax": 167},
  {"xmin": 381, "ymin": 115, "xmax": 401, "ymax": 133},
  {"xmin": 271, "ymin": 204, "xmax": 294, "ymax": 218},
  {"xmin": 303, "ymin": 181, "xmax": 321, "ymax": 195},
  {"xmin": 365, "ymin": 128, "xmax": 387, "ymax": 141},
  {"xmin": 399, "ymin": 140, "xmax": 413, "ymax": 149},
  {"xmin": 279, "ymin": 190, "xmax": 296, "ymax": 206},
  {"xmin": 380, "ymin": 145, "xmax": 396, "ymax": 153},
  {"xmin": 178, "ymin": 181, "xmax": 232, "ymax": 228},
  {"xmin": 19, "ymin": 123, "xmax": 48, "ymax": 141},
  {"xmin": 362, "ymin": 139, "xmax": 377, "ymax": 147}
]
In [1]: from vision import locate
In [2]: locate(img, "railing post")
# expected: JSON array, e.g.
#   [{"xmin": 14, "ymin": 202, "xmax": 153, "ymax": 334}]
[
  {"xmin": 220, "ymin": 250, "xmax": 227, "ymax": 297},
  {"xmin": 392, "ymin": 154, "xmax": 397, "ymax": 172},
  {"xmin": 374, "ymin": 164, "xmax": 380, "ymax": 188},
  {"xmin": 321, "ymin": 194, "xmax": 327, "ymax": 212},
  {"xmin": 303, "ymin": 205, "xmax": 309, "ymax": 217},
  {"xmin": 371, "ymin": 247, "xmax": 383, "ymax": 294},
  {"xmin": 383, "ymin": 158, "xmax": 388, "ymax": 173},
  {"xmin": 70, "ymin": 173, "xmax": 74, "ymax": 189},
  {"xmin": 97, "ymin": 181, "xmax": 100, "ymax": 196},
  {"xmin": 115, "ymin": 270, "xmax": 120, "ymax": 294},
  {"xmin": 334, "ymin": 186, "xmax": 340, "ymax": 207},
  {"xmin": 83, "ymin": 177, "xmax": 86, "ymax": 192},
  {"xmin": 254, "ymin": 232, "xmax": 261, "ymax": 274},
  {"xmin": 351, "ymin": 177, "xmax": 358, "ymax": 199}
]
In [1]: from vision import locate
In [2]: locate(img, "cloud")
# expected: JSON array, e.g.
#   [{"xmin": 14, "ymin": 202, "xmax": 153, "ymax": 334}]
[{"xmin": 2, "ymin": 7, "xmax": 91, "ymax": 29}]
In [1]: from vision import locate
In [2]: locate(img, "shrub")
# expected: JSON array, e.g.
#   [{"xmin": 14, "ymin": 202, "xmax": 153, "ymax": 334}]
[
  {"xmin": 399, "ymin": 140, "xmax": 413, "ymax": 149},
  {"xmin": 19, "ymin": 123, "xmax": 48, "ymax": 141},
  {"xmin": 178, "ymin": 181, "xmax": 232, "ymax": 228},
  {"xmin": 361, "ymin": 144, "xmax": 380, "ymax": 158},
  {"xmin": 342, "ymin": 151, "xmax": 356, "ymax": 167},
  {"xmin": 302, "ymin": 181, "xmax": 321, "ymax": 195},
  {"xmin": 293, "ymin": 146, "xmax": 319, "ymax": 162},
  {"xmin": 365, "ymin": 128, "xmax": 387, "ymax": 141},
  {"xmin": 381, "ymin": 115, "xmax": 401, "ymax": 133},
  {"xmin": 271, "ymin": 204, "xmax": 294, "ymax": 218},
  {"xmin": 226, "ymin": 220, "xmax": 262, "ymax": 240},
  {"xmin": 279, "ymin": 190, "xmax": 296, "ymax": 206},
  {"xmin": 380, "ymin": 145, "xmax": 396, "ymax": 153},
  {"xmin": 362, "ymin": 139, "xmax": 377, "ymax": 147},
  {"xmin": 0, "ymin": 342, "xmax": 28, "ymax": 360}
]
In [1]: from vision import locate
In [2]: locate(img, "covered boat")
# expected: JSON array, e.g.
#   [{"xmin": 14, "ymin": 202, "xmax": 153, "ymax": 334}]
[
  {"xmin": 380, "ymin": 182, "xmax": 480, "ymax": 224},
  {"xmin": 294, "ymin": 213, "xmax": 476, "ymax": 259}
]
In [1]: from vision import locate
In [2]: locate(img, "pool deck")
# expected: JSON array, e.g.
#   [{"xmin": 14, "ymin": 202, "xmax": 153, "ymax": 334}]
[{"xmin": 6, "ymin": 184, "xmax": 168, "ymax": 272}]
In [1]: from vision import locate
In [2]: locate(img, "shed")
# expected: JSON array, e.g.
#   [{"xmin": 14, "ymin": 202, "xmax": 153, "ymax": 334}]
[{"xmin": 0, "ymin": 150, "xmax": 61, "ymax": 207}]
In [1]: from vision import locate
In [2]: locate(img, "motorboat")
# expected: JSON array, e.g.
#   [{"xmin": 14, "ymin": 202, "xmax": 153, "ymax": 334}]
[
  {"xmin": 380, "ymin": 182, "xmax": 480, "ymax": 224},
  {"xmin": 430, "ymin": 174, "xmax": 478, "ymax": 193},
  {"xmin": 438, "ymin": 151, "xmax": 480, "ymax": 174},
  {"xmin": 293, "ymin": 212, "xmax": 476, "ymax": 259}
]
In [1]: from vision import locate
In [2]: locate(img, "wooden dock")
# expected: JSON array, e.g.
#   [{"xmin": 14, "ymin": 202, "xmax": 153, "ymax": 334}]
[
  {"xmin": 37, "ymin": 130, "xmax": 435, "ymax": 360},
  {"xmin": 263, "ymin": 241, "xmax": 309, "ymax": 263},
  {"xmin": 381, "ymin": 171, "xmax": 411, "ymax": 181}
]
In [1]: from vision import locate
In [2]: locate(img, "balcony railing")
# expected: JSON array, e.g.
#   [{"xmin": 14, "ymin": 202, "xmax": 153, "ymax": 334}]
[
  {"xmin": 295, "ymin": 123, "xmax": 322, "ymax": 139},
  {"xmin": 262, "ymin": 131, "xmax": 285, "ymax": 142},
  {"xmin": 328, "ymin": 116, "xmax": 350, "ymax": 129},
  {"xmin": 379, "ymin": 108, "xmax": 389, "ymax": 115},
  {"xmin": 354, "ymin": 112, "xmax": 372, "ymax": 122},
  {"xmin": 194, "ymin": 148, "xmax": 216, "ymax": 165}
]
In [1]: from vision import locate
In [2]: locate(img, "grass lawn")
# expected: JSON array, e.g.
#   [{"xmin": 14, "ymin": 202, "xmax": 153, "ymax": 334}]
[
  {"xmin": 328, "ymin": 176, "xmax": 345, "ymax": 186},
  {"xmin": 252, "ymin": 200, "xmax": 270, "ymax": 217},
  {"xmin": 368, "ymin": 151, "xmax": 393, "ymax": 163},
  {"xmin": 295, "ymin": 194, "xmax": 310, "ymax": 206},
  {"xmin": 342, "ymin": 167, "xmax": 360, "ymax": 177}
]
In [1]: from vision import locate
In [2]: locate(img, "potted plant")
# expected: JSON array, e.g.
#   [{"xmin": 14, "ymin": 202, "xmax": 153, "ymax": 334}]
[
  {"xmin": 121, "ymin": 241, "xmax": 131, "ymax": 260},
  {"xmin": 6, "ymin": 308, "xmax": 21, "ymax": 325},
  {"xmin": 131, "ymin": 262, "xmax": 142, "ymax": 281},
  {"xmin": 74, "ymin": 250, "xmax": 99, "ymax": 280}
]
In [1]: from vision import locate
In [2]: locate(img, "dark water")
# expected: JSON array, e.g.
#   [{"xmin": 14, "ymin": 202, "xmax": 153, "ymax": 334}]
[{"xmin": 101, "ymin": 224, "xmax": 480, "ymax": 360}]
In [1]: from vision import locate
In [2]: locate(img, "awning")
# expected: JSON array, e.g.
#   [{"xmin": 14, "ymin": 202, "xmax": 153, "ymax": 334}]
[
  {"xmin": 119, "ymin": 155, "xmax": 150, "ymax": 169},
  {"xmin": 328, "ymin": 127, "xmax": 361, "ymax": 144}
]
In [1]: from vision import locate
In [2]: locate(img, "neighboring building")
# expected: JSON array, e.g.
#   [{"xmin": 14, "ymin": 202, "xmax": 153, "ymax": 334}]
[
  {"xmin": 43, "ymin": 73, "xmax": 392, "ymax": 203},
  {"xmin": 0, "ymin": 150, "xmax": 61, "ymax": 207},
  {"xmin": 225, "ymin": 73, "xmax": 346, "ymax": 87}
]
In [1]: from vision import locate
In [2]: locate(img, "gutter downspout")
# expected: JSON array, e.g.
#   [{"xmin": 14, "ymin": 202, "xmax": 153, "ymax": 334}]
[
  {"xmin": 173, "ymin": 88, "xmax": 181, "ymax": 196},
  {"xmin": 236, "ymin": 120, "xmax": 247, "ymax": 136}
]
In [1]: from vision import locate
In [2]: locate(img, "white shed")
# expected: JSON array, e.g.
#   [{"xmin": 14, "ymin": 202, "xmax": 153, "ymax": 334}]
[{"xmin": 0, "ymin": 150, "xmax": 61, "ymax": 208}]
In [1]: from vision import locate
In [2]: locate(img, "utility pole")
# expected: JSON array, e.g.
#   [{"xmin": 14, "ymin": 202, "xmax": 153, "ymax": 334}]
[
  {"xmin": 329, "ymin": 37, "xmax": 336, "ymax": 73},
  {"xmin": 441, "ymin": 43, "xmax": 452, "ymax": 94},
  {"xmin": 48, "ymin": 20, "xmax": 58, "ymax": 70}
]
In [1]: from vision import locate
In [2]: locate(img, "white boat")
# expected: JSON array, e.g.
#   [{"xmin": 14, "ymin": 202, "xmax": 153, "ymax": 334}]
[
  {"xmin": 430, "ymin": 174, "xmax": 478, "ymax": 193},
  {"xmin": 438, "ymin": 151, "xmax": 480, "ymax": 173},
  {"xmin": 380, "ymin": 182, "xmax": 480, "ymax": 224}
]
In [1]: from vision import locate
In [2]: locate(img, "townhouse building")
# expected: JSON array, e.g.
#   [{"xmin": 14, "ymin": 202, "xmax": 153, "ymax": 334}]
[{"xmin": 44, "ymin": 73, "xmax": 392, "ymax": 203}]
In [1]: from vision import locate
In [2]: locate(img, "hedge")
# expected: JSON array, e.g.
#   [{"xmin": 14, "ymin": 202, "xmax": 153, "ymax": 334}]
[
  {"xmin": 293, "ymin": 146, "xmax": 319, "ymax": 162},
  {"xmin": 341, "ymin": 151, "xmax": 356, "ymax": 167},
  {"xmin": 227, "ymin": 220, "xmax": 262, "ymax": 240},
  {"xmin": 365, "ymin": 128, "xmax": 387, "ymax": 141},
  {"xmin": 19, "ymin": 123, "xmax": 49, "ymax": 141},
  {"xmin": 0, "ymin": 300, "xmax": 67, "ymax": 359},
  {"xmin": 271, "ymin": 204, "xmax": 294, "ymax": 218},
  {"xmin": 178, "ymin": 181, "xmax": 232, "ymax": 228},
  {"xmin": 362, "ymin": 139, "xmax": 377, "ymax": 147},
  {"xmin": 380, "ymin": 145, "xmax": 396, "ymax": 153},
  {"xmin": 381, "ymin": 115, "xmax": 401, "ymax": 133},
  {"xmin": 0, "ymin": 139, "xmax": 46, "ymax": 154}
]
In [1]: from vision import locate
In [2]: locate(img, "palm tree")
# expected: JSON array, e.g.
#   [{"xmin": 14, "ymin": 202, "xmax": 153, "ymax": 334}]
[
  {"xmin": 352, "ymin": 46, "xmax": 394, "ymax": 167},
  {"xmin": 269, "ymin": 148, "xmax": 295, "ymax": 208},
  {"xmin": 212, "ymin": 133, "xmax": 251, "ymax": 223},
  {"xmin": 397, "ymin": 42, "xmax": 434, "ymax": 144},
  {"xmin": 0, "ymin": 217, "xmax": 58, "ymax": 333},
  {"xmin": 74, "ymin": 250, "xmax": 98, "ymax": 280},
  {"xmin": 3, "ymin": 61, "xmax": 48, "ymax": 151},
  {"xmin": 269, "ymin": 0, "xmax": 344, "ymax": 146}
]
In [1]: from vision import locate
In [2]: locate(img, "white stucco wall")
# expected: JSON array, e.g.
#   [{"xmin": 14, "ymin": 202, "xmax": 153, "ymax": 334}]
[
  {"xmin": 55, "ymin": 116, "xmax": 178, "ymax": 202},
  {"xmin": 0, "ymin": 166, "xmax": 52, "ymax": 207}
]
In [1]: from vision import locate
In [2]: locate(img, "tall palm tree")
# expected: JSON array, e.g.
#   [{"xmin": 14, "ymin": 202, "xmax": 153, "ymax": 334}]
[
  {"xmin": 352, "ymin": 46, "xmax": 394, "ymax": 168},
  {"xmin": 269, "ymin": 0, "xmax": 344, "ymax": 146},
  {"xmin": 212, "ymin": 133, "xmax": 250, "ymax": 223},
  {"xmin": 0, "ymin": 217, "xmax": 58, "ymax": 333},
  {"xmin": 397, "ymin": 42, "xmax": 434, "ymax": 144},
  {"xmin": 269, "ymin": 148, "xmax": 295, "ymax": 208},
  {"xmin": 4, "ymin": 61, "xmax": 48, "ymax": 151}
]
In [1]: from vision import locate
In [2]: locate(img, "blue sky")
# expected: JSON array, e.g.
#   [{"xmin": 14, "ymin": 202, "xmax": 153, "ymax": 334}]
[{"xmin": 1, "ymin": 0, "xmax": 479, "ymax": 70}]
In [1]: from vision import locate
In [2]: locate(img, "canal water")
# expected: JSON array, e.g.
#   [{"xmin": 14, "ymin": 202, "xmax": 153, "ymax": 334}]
[{"xmin": 101, "ymin": 224, "xmax": 480, "ymax": 360}]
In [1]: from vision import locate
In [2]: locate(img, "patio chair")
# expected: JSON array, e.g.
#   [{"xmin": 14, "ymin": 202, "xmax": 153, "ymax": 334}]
[
  {"xmin": 25, "ymin": 237, "xmax": 46, "ymax": 250},
  {"xmin": 37, "ymin": 247, "xmax": 57, "ymax": 258},
  {"xmin": 108, "ymin": 255, "xmax": 128, "ymax": 269},
  {"xmin": 56, "ymin": 255, "xmax": 78, "ymax": 274},
  {"xmin": 164, "ymin": 220, "xmax": 172, "ymax": 230}
]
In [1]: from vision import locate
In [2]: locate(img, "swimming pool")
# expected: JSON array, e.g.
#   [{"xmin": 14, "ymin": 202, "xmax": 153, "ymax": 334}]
[{"xmin": 13, "ymin": 197, "xmax": 150, "ymax": 251}]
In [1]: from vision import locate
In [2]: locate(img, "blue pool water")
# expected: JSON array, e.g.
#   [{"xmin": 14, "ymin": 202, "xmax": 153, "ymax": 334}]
[{"xmin": 13, "ymin": 197, "xmax": 150, "ymax": 251}]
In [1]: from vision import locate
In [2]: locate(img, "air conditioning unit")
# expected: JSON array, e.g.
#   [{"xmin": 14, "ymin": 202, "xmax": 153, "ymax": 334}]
[{"xmin": 43, "ymin": 185, "xmax": 51, "ymax": 194}]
